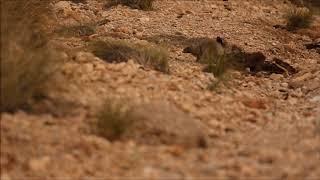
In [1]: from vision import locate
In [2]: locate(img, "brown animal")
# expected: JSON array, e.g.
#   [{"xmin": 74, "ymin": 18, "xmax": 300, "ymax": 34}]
[{"xmin": 183, "ymin": 36, "xmax": 226, "ymax": 63}]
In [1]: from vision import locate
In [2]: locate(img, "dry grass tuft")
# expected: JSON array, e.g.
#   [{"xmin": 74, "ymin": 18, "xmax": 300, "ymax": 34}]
[
  {"xmin": 202, "ymin": 54, "xmax": 228, "ymax": 78},
  {"xmin": 89, "ymin": 39, "xmax": 169, "ymax": 73},
  {"xmin": 54, "ymin": 25, "xmax": 95, "ymax": 37},
  {"xmin": 137, "ymin": 45, "xmax": 170, "ymax": 73},
  {"xmin": 89, "ymin": 40, "xmax": 138, "ymax": 63},
  {"xmin": 1, "ymin": 0, "xmax": 62, "ymax": 112},
  {"xmin": 285, "ymin": 7, "xmax": 314, "ymax": 30},
  {"xmin": 67, "ymin": 0, "xmax": 87, "ymax": 4},
  {"xmin": 94, "ymin": 98, "xmax": 135, "ymax": 141},
  {"xmin": 106, "ymin": 0, "xmax": 155, "ymax": 10},
  {"xmin": 199, "ymin": 44, "xmax": 228, "ymax": 78}
]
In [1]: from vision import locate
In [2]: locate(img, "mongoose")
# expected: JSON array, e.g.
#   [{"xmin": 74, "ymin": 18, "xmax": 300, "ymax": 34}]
[
  {"xmin": 243, "ymin": 52, "xmax": 296, "ymax": 75},
  {"xmin": 243, "ymin": 52, "xmax": 267, "ymax": 72},
  {"xmin": 183, "ymin": 37, "xmax": 297, "ymax": 75},
  {"xmin": 183, "ymin": 36, "xmax": 226, "ymax": 63}
]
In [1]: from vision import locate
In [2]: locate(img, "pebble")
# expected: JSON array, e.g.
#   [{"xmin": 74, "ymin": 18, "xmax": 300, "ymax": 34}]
[
  {"xmin": 289, "ymin": 72, "xmax": 312, "ymax": 88},
  {"xmin": 269, "ymin": 73, "xmax": 283, "ymax": 81},
  {"xmin": 0, "ymin": 174, "xmax": 11, "ymax": 180},
  {"xmin": 28, "ymin": 156, "xmax": 51, "ymax": 171},
  {"xmin": 310, "ymin": 96, "xmax": 320, "ymax": 103},
  {"xmin": 280, "ymin": 82, "xmax": 289, "ymax": 88},
  {"xmin": 139, "ymin": 17, "xmax": 150, "ymax": 23}
]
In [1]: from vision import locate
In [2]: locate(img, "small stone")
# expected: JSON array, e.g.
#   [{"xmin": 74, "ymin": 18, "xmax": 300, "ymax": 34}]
[
  {"xmin": 134, "ymin": 32, "xmax": 143, "ymax": 38},
  {"xmin": 289, "ymin": 73, "xmax": 312, "ymax": 88},
  {"xmin": 270, "ymin": 73, "xmax": 283, "ymax": 81},
  {"xmin": 310, "ymin": 96, "xmax": 320, "ymax": 102},
  {"xmin": 115, "ymin": 26, "xmax": 130, "ymax": 34},
  {"xmin": 280, "ymin": 82, "xmax": 289, "ymax": 88},
  {"xmin": 29, "ymin": 156, "xmax": 51, "ymax": 171},
  {"xmin": 1, "ymin": 174, "xmax": 11, "ymax": 180},
  {"xmin": 166, "ymin": 146, "xmax": 184, "ymax": 157},
  {"xmin": 185, "ymin": 10, "xmax": 194, "ymax": 14},
  {"xmin": 242, "ymin": 98, "xmax": 267, "ymax": 109},
  {"xmin": 292, "ymin": 88, "xmax": 304, "ymax": 98},
  {"xmin": 54, "ymin": 1, "xmax": 72, "ymax": 12},
  {"xmin": 139, "ymin": 17, "xmax": 150, "ymax": 23},
  {"xmin": 83, "ymin": 63, "xmax": 94, "ymax": 73},
  {"xmin": 74, "ymin": 52, "xmax": 95, "ymax": 63}
]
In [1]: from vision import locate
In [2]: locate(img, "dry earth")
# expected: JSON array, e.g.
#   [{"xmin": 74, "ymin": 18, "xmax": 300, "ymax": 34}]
[{"xmin": 1, "ymin": 0, "xmax": 320, "ymax": 179}]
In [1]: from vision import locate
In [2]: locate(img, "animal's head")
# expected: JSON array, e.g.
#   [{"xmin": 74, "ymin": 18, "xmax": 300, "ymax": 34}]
[
  {"xmin": 216, "ymin": 36, "xmax": 226, "ymax": 47},
  {"xmin": 183, "ymin": 45, "xmax": 200, "ymax": 56}
]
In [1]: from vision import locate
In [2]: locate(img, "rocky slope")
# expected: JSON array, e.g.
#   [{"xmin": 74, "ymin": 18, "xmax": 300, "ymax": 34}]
[{"xmin": 1, "ymin": 0, "xmax": 320, "ymax": 179}]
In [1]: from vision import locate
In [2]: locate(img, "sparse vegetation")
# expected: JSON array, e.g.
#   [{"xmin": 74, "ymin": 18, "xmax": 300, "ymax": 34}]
[
  {"xmin": 106, "ymin": 0, "xmax": 155, "ymax": 10},
  {"xmin": 285, "ymin": 7, "xmax": 313, "ymax": 30},
  {"xmin": 202, "ymin": 54, "xmax": 228, "ymax": 78},
  {"xmin": 89, "ymin": 39, "xmax": 170, "ymax": 73},
  {"xmin": 288, "ymin": 0, "xmax": 320, "ymax": 14},
  {"xmin": 137, "ymin": 45, "xmax": 170, "ymax": 73},
  {"xmin": 89, "ymin": 40, "xmax": 138, "ymax": 63},
  {"xmin": 54, "ymin": 25, "xmax": 95, "ymax": 37},
  {"xmin": 67, "ymin": 0, "xmax": 87, "ymax": 4},
  {"xmin": 1, "ymin": 0, "xmax": 61, "ymax": 112},
  {"xmin": 202, "ymin": 52, "xmax": 230, "ymax": 91},
  {"xmin": 95, "ymin": 98, "xmax": 135, "ymax": 141}
]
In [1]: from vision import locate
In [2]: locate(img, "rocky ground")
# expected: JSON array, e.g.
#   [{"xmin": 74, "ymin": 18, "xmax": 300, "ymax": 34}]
[{"xmin": 1, "ymin": 0, "xmax": 320, "ymax": 179}]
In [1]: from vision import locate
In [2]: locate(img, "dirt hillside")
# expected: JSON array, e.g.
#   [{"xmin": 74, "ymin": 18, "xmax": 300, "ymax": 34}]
[{"xmin": 1, "ymin": 0, "xmax": 320, "ymax": 179}]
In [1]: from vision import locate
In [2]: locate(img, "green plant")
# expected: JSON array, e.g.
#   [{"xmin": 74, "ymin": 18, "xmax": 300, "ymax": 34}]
[
  {"xmin": 285, "ymin": 7, "xmax": 313, "ymax": 30},
  {"xmin": 1, "ymin": 0, "xmax": 61, "ymax": 112},
  {"xmin": 88, "ymin": 39, "xmax": 170, "ymax": 73},
  {"xmin": 95, "ymin": 99, "xmax": 135, "ymax": 141},
  {"xmin": 106, "ymin": 0, "xmax": 155, "ymax": 10}
]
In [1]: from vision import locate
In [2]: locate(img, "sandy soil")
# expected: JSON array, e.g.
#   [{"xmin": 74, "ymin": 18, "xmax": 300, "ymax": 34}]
[{"xmin": 1, "ymin": 0, "xmax": 320, "ymax": 179}]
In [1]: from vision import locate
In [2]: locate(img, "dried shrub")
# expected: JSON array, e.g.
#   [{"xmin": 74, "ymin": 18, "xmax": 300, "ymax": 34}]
[
  {"xmin": 67, "ymin": 0, "xmax": 87, "ymax": 4},
  {"xmin": 1, "ymin": 0, "xmax": 61, "ymax": 112},
  {"xmin": 288, "ymin": 0, "xmax": 320, "ymax": 14},
  {"xmin": 285, "ymin": 7, "xmax": 313, "ymax": 30},
  {"xmin": 202, "ymin": 54, "xmax": 228, "ymax": 78},
  {"xmin": 106, "ymin": 0, "xmax": 155, "ymax": 10},
  {"xmin": 94, "ymin": 98, "xmax": 135, "ymax": 141},
  {"xmin": 89, "ymin": 40, "xmax": 138, "ymax": 63},
  {"xmin": 89, "ymin": 39, "xmax": 169, "ymax": 73},
  {"xmin": 137, "ymin": 45, "xmax": 170, "ymax": 73},
  {"xmin": 54, "ymin": 25, "xmax": 95, "ymax": 37}
]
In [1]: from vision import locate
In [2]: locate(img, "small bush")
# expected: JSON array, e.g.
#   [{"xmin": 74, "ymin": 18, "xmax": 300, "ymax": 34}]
[
  {"xmin": 106, "ymin": 0, "xmax": 155, "ymax": 10},
  {"xmin": 89, "ymin": 39, "xmax": 169, "ymax": 73},
  {"xmin": 203, "ymin": 55, "xmax": 228, "ymax": 78},
  {"xmin": 137, "ymin": 46, "xmax": 170, "ymax": 73},
  {"xmin": 89, "ymin": 40, "xmax": 138, "ymax": 63},
  {"xmin": 67, "ymin": 0, "xmax": 87, "ymax": 4},
  {"xmin": 200, "ymin": 46, "xmax": 228, "ymax": 78},
  {"xmin": 1, "ymin": 0, "xmax": 61, "ymax": 112},
  {"xmin": 95, "ymin": 99, "xmax": 135, "ymax": 141},
  {"xmin": 285, "ymin": 7, "xmax": 313, "ymax": 30},
  {"xmin": 1, "ymin": 31, "xmax": 61, "ymax": 112},
  {"xmin": 200, "ymin": 46, "xmax": 229, "ymax": 90},
  {"xmin": 288, "ymin": 0, "xmax": 320, "ymax": 14},
  {"xmin": 54, "ymin": 25, "xmax": 95, "ymax": 37}
]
